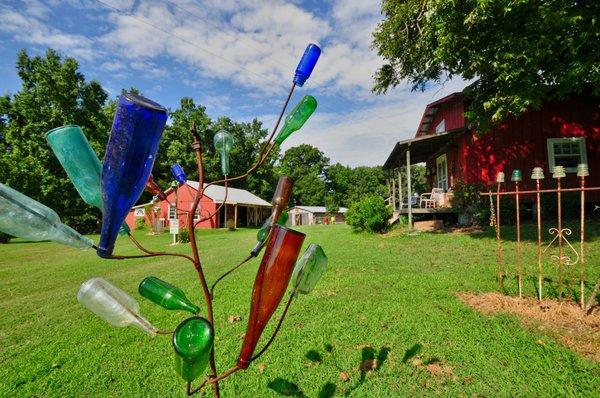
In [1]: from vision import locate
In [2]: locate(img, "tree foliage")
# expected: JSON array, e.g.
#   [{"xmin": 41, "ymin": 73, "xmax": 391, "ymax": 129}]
[
  {"xmin": 372, "ymin": 0, "xmax": 600, "ymax": 130},
  {"xmin": 345, "ymin": 195, "xmax": 391, "ymax": 233},
  {"xmin": 277, "ymin": 144, "xmax": 330, "ymax": 206},
  {"xmin": 0, "ymin": 49, "xmax": 110, "ymax": 232}
]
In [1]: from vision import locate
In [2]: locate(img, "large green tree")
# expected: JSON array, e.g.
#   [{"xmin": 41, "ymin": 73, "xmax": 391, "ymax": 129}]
[
  {"xmin": 0, "ymin": 49, "xmax": 110, "ymax": 232},
  {"xmin": 155, "ymin": 97, "xmax": 280, "ymax": 200},
  {"xmin": 277, "ymin": 144, "xmax": 329, "ymax": 206},
  {"xmin": 372, "ymin": 0, "xmax": 600, "ymax": 129}
]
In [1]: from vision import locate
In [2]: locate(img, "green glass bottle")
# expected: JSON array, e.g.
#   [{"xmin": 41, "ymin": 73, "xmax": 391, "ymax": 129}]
[
  {"xmin": 138, "ymin": 276, "xmax": 199, "ymax": 314},
  {"xmin": 173, "ymin": 317, "xmax": 214, "ymax": 381},
  {"xmin": 45, "ymin": 125, "xmax": 130, "ymax": 235},
  {"xmin": 0, "ymin": 182, "xmax": 93, "ymax": 249},
  {"xmin": 251, "ymin": 211, "xmax": 289, "ymax": 257},
  {"xmin": 256, "ymin": 211, "xmax": 288, "ymax": 242},
  {"xmin": 291, "ymin": 243, "xmax": 328, "ymax": 294},
  {"xmin": 274, "ymin": 95, "xmax": 317, "ymax": 145}
]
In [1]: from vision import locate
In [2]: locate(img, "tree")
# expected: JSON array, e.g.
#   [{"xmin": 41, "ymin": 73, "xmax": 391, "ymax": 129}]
[
  {"xmin": 326, "ymin": 163, "xmax": 388, "ymax": 207},
  {"xmin": 0, "ymin": 49, "xmax": 110, "ymax": 232},
  {"xmin": 277, "ymin": 144, "xmax": 329, "ymax": 206},
  {"xmin": 154, "ymin": 98, "xmax": 280, "ymax": 200},
  {"xmin": 372, "ymin": 0, "xmax": 600, "ymax": 130}
]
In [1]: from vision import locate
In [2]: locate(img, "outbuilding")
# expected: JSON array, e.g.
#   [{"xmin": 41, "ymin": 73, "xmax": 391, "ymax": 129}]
[
  {"xmin": 125, "ymin": 181, "xmax": 272, "ymax": 230},
  {"xmin": 287, "ymin": 206, "xmax": 347, "ymax": 226}
]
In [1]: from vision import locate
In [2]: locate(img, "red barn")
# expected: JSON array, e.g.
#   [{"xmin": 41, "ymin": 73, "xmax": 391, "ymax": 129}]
[
  {"xmin": 125, "ymin": 182, "xmax": 272, "ymax": 230},
  {"xmin": 383, "ymin": 91, "xmax": 600, "ymax": 214}
]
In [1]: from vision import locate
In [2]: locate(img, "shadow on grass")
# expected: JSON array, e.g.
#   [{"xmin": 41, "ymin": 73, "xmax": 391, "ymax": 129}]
[
  {"xmin": 402, "ymin": 343, "xmax": 423, "ymax": 363},
  {"xmin": 268, "ymin": 345, "xmax": 391, "ymax": 398},
  {"xmin": 267, "ymin": 378, "xmax": 305, "ymax": 397}
]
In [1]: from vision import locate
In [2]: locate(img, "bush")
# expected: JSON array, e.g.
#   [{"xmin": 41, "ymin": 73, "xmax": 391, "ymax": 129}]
[
  {"xmin": 134, "ymin": 217, "xmax": 146, "ymax": 231},
  {"xmin": 346, "ymin": 196, "xmax": 392, "ymax": 233},
  {"xmin": 178, "ymin": 229, "xmax": 190, "ymax": 243},
  {"xmin": 0, "ymin": 232, "xmax": 11, "ymax": 244}
]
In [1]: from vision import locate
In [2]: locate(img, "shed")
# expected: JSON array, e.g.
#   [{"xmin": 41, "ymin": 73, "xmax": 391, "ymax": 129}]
[{"xmin": 287, "ymin": 206, "xmax": 348, "ymax": 226}]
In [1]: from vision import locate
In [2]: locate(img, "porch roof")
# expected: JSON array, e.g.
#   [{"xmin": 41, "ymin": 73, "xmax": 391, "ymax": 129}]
[{"xmin": 382, "ymin": 128, "xmax": 464, "ymax": 170}]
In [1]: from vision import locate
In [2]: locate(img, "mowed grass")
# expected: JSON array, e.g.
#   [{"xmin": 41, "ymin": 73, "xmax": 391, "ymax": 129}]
[{"xmin": 0, "ymin": 223, "xmax": 599, "ymax": 397}]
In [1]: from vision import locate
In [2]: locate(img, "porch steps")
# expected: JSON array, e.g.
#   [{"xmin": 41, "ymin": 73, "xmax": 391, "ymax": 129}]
[{"xmin": 388, "ymin": 210, "xmax": 401, "ymax": 225}]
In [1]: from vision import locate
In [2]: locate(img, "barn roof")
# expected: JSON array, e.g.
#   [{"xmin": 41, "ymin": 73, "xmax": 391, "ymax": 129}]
[
  {"xmin": 291, "ymin": 206, "xmax": 348, "ymax": 214},
  {"xmin": 185, "ymin": 181, "xmax": 271, "ymax": 207}
]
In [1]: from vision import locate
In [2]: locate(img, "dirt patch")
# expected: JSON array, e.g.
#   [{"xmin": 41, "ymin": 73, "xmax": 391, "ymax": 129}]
[{"xmin": 458, "ymin": 292, "xmax": 600, "ymax": 362}]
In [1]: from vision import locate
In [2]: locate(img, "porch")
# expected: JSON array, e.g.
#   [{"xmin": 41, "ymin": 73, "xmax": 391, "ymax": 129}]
[{"xmin": 383, "ymin": 129, "xmax": 464, "ymax": 227}]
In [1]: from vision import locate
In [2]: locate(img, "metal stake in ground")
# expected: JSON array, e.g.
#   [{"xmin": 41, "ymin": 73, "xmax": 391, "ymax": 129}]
[
  {"xmin": 511, "ymin": 170, "xmax": 523, "ymax": 298},
  {"xmin": 577, "ymin": 164, "xmax": 589, "ymax": 308},
  {"xmin": 531, "ymin": 167, "xmax": 545, "ymax": 301}
]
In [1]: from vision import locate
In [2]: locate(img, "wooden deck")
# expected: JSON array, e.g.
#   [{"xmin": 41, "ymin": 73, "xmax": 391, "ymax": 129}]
[{"xmin": 396, "ymin": 207, "xmax": 457, "ymax": 214}]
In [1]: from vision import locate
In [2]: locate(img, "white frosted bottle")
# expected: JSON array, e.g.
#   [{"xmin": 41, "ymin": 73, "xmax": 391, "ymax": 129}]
[{"xmin": 77, "ymin": 278, "xmax": 157, "ymax": 336}]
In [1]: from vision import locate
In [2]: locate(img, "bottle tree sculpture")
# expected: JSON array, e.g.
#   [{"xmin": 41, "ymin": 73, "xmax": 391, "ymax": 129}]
[{"xmin": 0, "ymin": 43, "xmax": 328, "ymax": 397}]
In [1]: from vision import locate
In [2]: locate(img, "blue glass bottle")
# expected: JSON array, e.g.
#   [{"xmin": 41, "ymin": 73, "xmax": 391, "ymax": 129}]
[
  {"xmin": 293, "ymin": 43, "xmax": 321, "ymax": 87},
  {"xmin": 171, "ymin": 163, "xmax": 187, "ymax": 185},
  {"xmin": 97, "ymin": 93, "xmax": 167, "ymax": 258}
]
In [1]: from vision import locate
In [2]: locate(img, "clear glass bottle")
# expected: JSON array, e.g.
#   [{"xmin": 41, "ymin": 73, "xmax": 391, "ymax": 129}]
[
  {"xmin": 0, "ymin": 182, "xmax": 92, "ymax": 249},
  {"xmin": 77, "ymin": 277, "xmax": 157, "ymax": 335}
]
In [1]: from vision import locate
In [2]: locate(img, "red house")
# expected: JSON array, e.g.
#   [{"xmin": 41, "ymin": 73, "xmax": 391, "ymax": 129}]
[
  {"xmin": 383, "ymin": 91, "xmax": 600, "ymax": 212},
  {"xmin": 125, "ymin": 182, "xmax": 272, "ymax": 230}
]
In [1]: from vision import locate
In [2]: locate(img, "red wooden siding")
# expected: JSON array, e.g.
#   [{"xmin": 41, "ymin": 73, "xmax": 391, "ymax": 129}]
[
  {"xmin": 125, "ymin": 185, "xmax": 218, "ymax": 230},
  {"xmin": 426, "ymin": 96, "xmax": 600, "ymax": 201}
]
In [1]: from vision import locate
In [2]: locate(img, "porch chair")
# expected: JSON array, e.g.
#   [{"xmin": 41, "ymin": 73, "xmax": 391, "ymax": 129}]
[{"xmin": 420, "ymin": 188, "xmax": 445, "ymax": 208}]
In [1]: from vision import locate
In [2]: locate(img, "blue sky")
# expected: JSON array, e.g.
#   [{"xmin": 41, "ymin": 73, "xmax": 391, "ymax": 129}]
[{"xmin": 0, "ymin": 0, "xmax": 467, "ymax": 166}]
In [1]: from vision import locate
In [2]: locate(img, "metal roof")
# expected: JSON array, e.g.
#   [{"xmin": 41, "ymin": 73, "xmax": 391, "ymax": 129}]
[
  {"xmin": 382, "ymin": 128, "xmax": 464, "ymax": 170},
  {"xmin": 186, "ymin": 181, "xmax": 271, "ymax": 207},
  {"xmin": 291, "ymin": 206, "xmax": 348, "ymax": 214}
]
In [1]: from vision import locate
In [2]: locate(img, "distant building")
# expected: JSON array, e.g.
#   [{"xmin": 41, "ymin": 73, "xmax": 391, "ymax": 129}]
[
  {"xmin": 287, "ymin": 206, "xmax": 348, "ymax": 226},
  {"xmin": 125, "ymin": 181, "xmax": 272, "ymax": 230}
]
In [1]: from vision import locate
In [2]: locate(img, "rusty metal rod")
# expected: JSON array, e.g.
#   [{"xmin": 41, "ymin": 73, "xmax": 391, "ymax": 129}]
[
  {"xmin": 557, "ymin": 178, "xmax": 564, "ymax": 300},
  {"xmin": 496, "ymin": 182, "xmax": 504, "ymax": 291},
  {"xmin": 535, "ymin": 179, "xmax": 543, "ymax": 301},
  {"xmin": 579, "ymin": 175, "xmax": 586, "ymax": 308},
  {"xmin": 515, "ymin": 181, "xmax": 522, "ymax": 298}
]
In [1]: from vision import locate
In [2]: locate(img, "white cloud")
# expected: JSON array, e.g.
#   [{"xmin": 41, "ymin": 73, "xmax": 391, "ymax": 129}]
[
  {"xmin": 280, "ymin": 78, "xmax": 470, "ymax": 167},
  {"xmin": 0, "ymin": 4, "xmax": 95, "ymax": 60}
]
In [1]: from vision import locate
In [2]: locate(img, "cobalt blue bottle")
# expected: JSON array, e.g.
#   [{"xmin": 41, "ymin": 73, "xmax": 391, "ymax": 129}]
[
  {"xmin": 97, "ymin": 93, "xmax": 168, "ymax": 258},
  {"xmin": 293, "ymin": 43, "xmax": 321, "ymax": 87},
  {"xmin": 171, "ymin": 163, "xmax": 187, "ymax": 185}
]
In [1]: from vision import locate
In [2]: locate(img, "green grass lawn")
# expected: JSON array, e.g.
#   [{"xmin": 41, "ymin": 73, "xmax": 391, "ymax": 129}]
[{"xmin": 1, "ymin": 223, "xmax": 599, "ymax": 397}]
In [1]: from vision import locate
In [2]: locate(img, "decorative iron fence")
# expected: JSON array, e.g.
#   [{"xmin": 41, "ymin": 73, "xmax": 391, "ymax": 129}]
[{"xmin": 481, "ymin": 164, "xmax": 600, "ymax": 312}]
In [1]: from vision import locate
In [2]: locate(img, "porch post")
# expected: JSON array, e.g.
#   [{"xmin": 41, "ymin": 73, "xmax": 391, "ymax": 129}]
[
  {"xmin": 391, "ymin": 173, "xmax": 396, "ymax": 210},
  {"xmin": 234, "ymin": 204, "xmax": 238, "ymax": 229},
  {"xmin": 406, "ymin": 146, "xmax": 413, "ymax": 229},
  {"xmin": 397, "ymin": 166, "xmax": 403, "ymax": 209},
  {"xmin": 224, "ymin": 204, "xmax": 227, "ymax": 229}
]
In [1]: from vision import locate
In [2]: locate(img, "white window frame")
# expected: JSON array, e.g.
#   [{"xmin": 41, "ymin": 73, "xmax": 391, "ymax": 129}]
[
  {"xmin": 436, "ymin": 154, "xmax": 448, "ymax": 191},
  {"xmin": 168, "ymin": 204, "xmax": 176, "ymax": 220},
  {"xmin": 435, "ymin": 119, "xmax": 445, "ymax": 134},
  {"xmin": 546, "ymin": 137, "xmax": 587, "ymax": 173}
]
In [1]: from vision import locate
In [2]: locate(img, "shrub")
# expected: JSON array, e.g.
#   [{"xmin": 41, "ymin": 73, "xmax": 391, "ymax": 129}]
[
  {"xmin": 0, "ymin": 232, "xmax": 11, "ymax": 244},
  {"xmin": 346, "ymin": 196, "xmax": 391, "ymax": 233},
  {"xmin": 134, "ymin": 217, "xmax": 146, "ymax": 231},
  {"xmin": 178, "ymin": 229, "xmax": 190, "ymax": 243}
]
